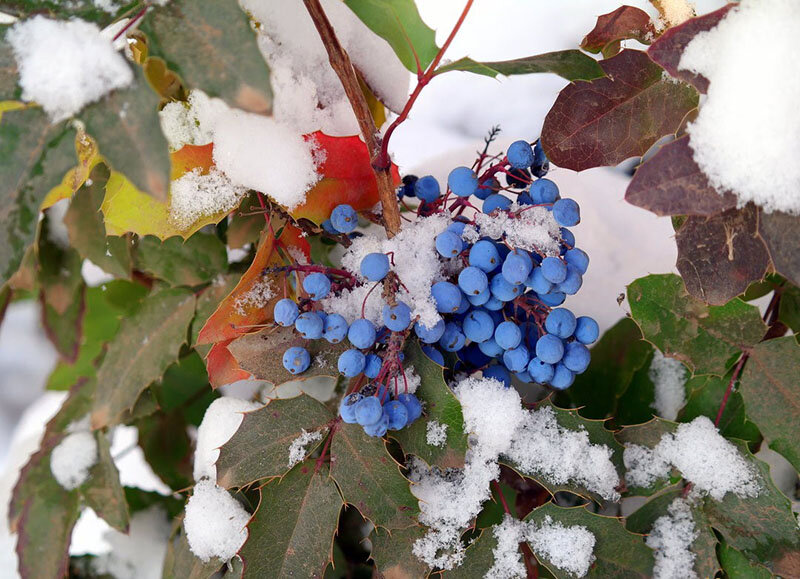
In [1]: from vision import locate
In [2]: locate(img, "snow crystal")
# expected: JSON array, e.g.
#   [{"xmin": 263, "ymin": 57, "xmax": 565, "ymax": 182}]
[
  {"xmin": 657, "ymin": 0, "xmax": 696, "ymax": 27},
  {"xmin": 649, "ymin": 351, "xmax": 687, "ymax": 421},
  {"xmin": 50, "ymin": 417, "xmax": 98, "ymax": 490},
  {"xmin": 526, "ymin": 515, "xmax": 596, "ymax": 578},
  {"xmin": 470, "ymin": 205, "xmax": 562, "ymax": 256},
  {"xmin": 287, "ymin": 428, "xmax": 324, "ymax": 468},
  {"xmin": 240, "ymin": 0, "xmax": 409, "ymax": 135},
  {"xmin": 169, "ymin": 168, "xmax": 248, "ymax": 230},
  {"xmin": 646, "ymin": 498, "xmax": 699, "ymax": 579},
  {"xmin": 91, "ymin": 506, "xmax": 171, "ymax": 579},
  {"xmin": 233, "ymin": 277, "xmax": 275, "ymax": 316},
  {"xmin": 8, "ymin": 16, "xmax": 133, "ymax": 121},
  {"xmin": 624, "ymin": 416, "xmax": 759, "ymax": 500},
  {"xmin": 184, "ymin": 479, "xmax": 250, "ymax": 563},
  {"xmin": 194, "ymin": 398, "xmax": 261, "ymax": 482},
  {"xmin": 426, "ymin": 420, "xmax": 448, "ymax": 447},
  {"xmin": 158, "ymin": 91, "xmax": 227, "ymax": 151},
  {"xmin": 486, "ymin": 516, "xmax": 527, "ymax": 579},
  {"xmin": 212, "ymin": 107, "xmax": 320, "ymax": 210},
  {"xmin": 680, "ymin": 0, "xmax": 800, "ymax": 214}
]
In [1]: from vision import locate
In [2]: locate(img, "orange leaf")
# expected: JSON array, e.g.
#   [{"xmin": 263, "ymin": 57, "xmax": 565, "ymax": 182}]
[
  {"xmin": 291, "ymin": 132, "xmax": 401, "ymax": 224},
  {"xmin": 206, "ymin": 340, "xmax": 252, "ymax": 388},
  {"xmin": 170, "ymin": 143, "xmax": 214, "ymax": 180}
]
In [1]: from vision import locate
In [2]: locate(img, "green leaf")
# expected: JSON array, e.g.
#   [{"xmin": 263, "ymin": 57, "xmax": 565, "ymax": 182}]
[
  {"xmin": 0, "ymin": 26, "xmax": 20, "ymax": 100},
  {"xmin": 241, "ymin": 463, "xmax": 342, "ymax": 577},
  {"xmin": 778, "ymin": 284, "xmax": 800, "ymax": 334},
  {"xmin": 162, "ymin": 516, "xmax": 230, "ymax": 579},
  {"xmin": 524, "ymin": 503, "xmax": 654, "ymax": 578},
  {"xmin": 555, "ymin": 317, "xmax": 653, "ymax": 420},
  {"xmin": 616, "ymin": 418, "xmax": 679, "ymax": 496},
  {"xmin": 151, "ymin": 351, "xmax": 217, "ymax": 426},
  {"xmin": 627, "ymin": 274, "xmax": 766, "ymax": 376},
  {"xmin": 141, "ymin": 0, "xmax": 272, "ymax": 113},
  {"xmin": 217, "ymin": 394, "xmax": 332, "ymax": 488},
  {"xmin": 81, "ymin": 67, "xmax": 170, "ymax": 201},
  {"xmin": 739, "ymin": 336, "xmax": 800, "ymax": 472},
  {"xmin": 330, "ymin": 422, "xmax": 418, "ymax": 530},
  {"xmin": 441, "ymin": 528, "xmax": 498, "ymax": 578},
  {"xmin": 82, "ymin": 430, "xmax": 129, "ymax": 533},
  {"xmin": 0, "ymin": 107, "xmax": 76, "ymax": 287},
  {"xmin": 64, "ymin": 164, "xmax": 132, "ymax": 279},
  {"xmin": 390, "ymin": 341, "xmax": 468, "ymax": 469},
  {"xmin": 124, "ymin": 486, "xmax": 184, "ymax": 519},
  {"xmin": 136, "ymin": 411, "xmax": 193, "ymax": 491},
  {"xmin": 615, "ymin": 354, "xmax": 659, "ymax": 426},
  {"xmin": 91, "ymin": 287, "xmax": 196, "ymax": 428},
  {"xmin": 718, "ymin": 541, "xmax": 774, "ymax": 579},
  {"xmin": 437, "ymin": 51, "xmax": 605, "ymax": 82},
  {"xmin": 134, "ymin": 234, "xmax": 227, "ymax": 287},
  {"xmin": 343, "ymin": 0, "xmax": 438, "ymax": 72},
  {"xmin": 370, "ymin": 524, "xmax": 432, "ymax": 578},
  {"xmin": 625, "ymin": 483, "xmax": 683, "ymax": 533}
]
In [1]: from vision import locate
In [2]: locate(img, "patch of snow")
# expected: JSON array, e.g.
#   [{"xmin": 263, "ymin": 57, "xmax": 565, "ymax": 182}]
[
  {"xmin": 287, "ymin": 428, "xmax": 324, "ymax": 468},
  {"xmin": 485, "ymin": 515, "xmax": 527, "ymax": 579},
  {"xmin": 646, "ymin": 498, "xmax": 699, "ymax": 579},
  {"xmin": 91, "ymin": 506, "xmax": 171, "ymax": 579},
  {"xmin": 169, "ymin": 168, "xmax": 248, "ymax": 230},
  {"xmin": 50, "ymin": 417, "xmax": 98, "ymax": 490},
  {"xmin": 426, "ymin": 420, "xmax": 448, "ymax": 447},
  {"xmin": 649, "ymin": 351, "xmax": 687, "ymax": 421},
  {"xmin": 657, "ymin": 0, "xmax": 696, "ymax": 27},
  {"xmin": 158, "ymin": 91, "xmax": 227, "ymax": 151},
  {"xmin": 193, "ymin": 398, "xmax": 261, "ymax": 482},
  {"xmin": 470, "ymin": 205, "xmax": 562, "ymax": 256},
  {"xmin": 184, "ymin": 479, "xmax": 250, "ymax": 563},
  {"xmin": 232, "ymin": 277, "xmax": 275, "ymax": 316}
]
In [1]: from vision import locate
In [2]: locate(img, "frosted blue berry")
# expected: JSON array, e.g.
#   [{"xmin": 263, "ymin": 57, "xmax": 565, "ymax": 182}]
[
  {"xmin": 532, "ymin": 140, "xmax": 549, "ymax": 177},
  {"xmin": 303, "ymin": 272, "xmax": 331, "ymax": 300},
  {"xmin": 422, "ymin": 345, "xmax": 444, "ymax": 365},
  {"xmin": 463, "ymin": 309, "xmax": 495, "ymax": 343},
  {"xmin": 557, "ymin": 264, "xmax": 583, "ymax": 295},
  {"xmin": 483, "ymin": 365, "xmax": 511, "ymax": 388},
  {"xmin": 354, "ymin": 396, "xmax": 383, "ymax": 426},
  {"xmin": 563, "ymin": 342, "xmax": 591, "ymax": 374},
  {"xmin": 507, "ymin": 140, "xmax": 534, "ymax": 169},
  {"xmin": 574, "ymin": 316, "xmax": 599, "ymax": 345},
  {"xmin": 448, "ymin": 166, "xmax": 478, "ymax": 197},
  {"xmin": 447, "ymin": 221, "xmax": 467, "ymax": 235},
  {"xmin": 439, "ymin": 322, "xmax": 466, "ymax": 352},
  {"xmin": 475, "ymin": 178, "xmax": 498, "ymax": 200},
  {"xmin": 560, "ymin": 227, "xmax": 575, "ymax": 249},
  {"xmin": 339, "ymin": 392, "xmax": 362, "ymax": 423},
  {"xmin": 330, "ymin": 204, "xmax": 358, "ymax": 233},
  {"xmin": 482, "ymin": 193, "xmax": 512, "ymax": 214},
  {"xmin": 282, "ymin": 346, "xmax": 310, "ymax": 375},
  {"xmin": 323, "ymin": 313, "xmax": 348, "ymax": 344},
  {"xmin": 469, "ymin": 240, "xmax": 501, "ymax": 273},
  {"xmin": 503, "ymin": 345, "xmax": 530, "ymax": 372},
  {"xmin": 348, "ymin": 318, "xmax": 377, "ymax": 349},
  {"xmin": 490, "ymin": 274, "xmax": 520, "ymax": 302},
  {"xmin": 431, "ymin": 281, "xmax": 462, "ymax": 313},
  {"xmin": 467, "ymin": 287, "xmax": 491, "ymax": 306},
  {"xmin": 550, "ymin": 363, "xmax": 575, "ymax": 390},
  {"xmin": 517, "ymin": 192, "xmax": 534, "ymax": 205},
  {"xmin": 360, "ymin": 253, "xmax": 390, "ymax": 281},
  {"xmin": 515, "ymin": 370, "xmax": 533, "ymax": 383},
  {"xmin": 530, "ymin": 178, "xmax": 559, "ymax": 204},
  {"xmin": 458, "ymin": 266, "xmax": 488, "ymax": 296},
  {"xmin": 564, "ymin": 248, "xmax": 589, "ymax": 275},
  {"xmin": 495, "ymin": 321, "xmax": 522, "ymax": 350},
  {"xmin": 415, "ymin": 319, "xmax": 446, "ymax": 344},
  {"xmin": 528, "ymin": 357, "xmax": 555, "ymax": 384},
  {"xmin": 383, "ymin": 301, "xmax": 412, "ymax": 332},
  {"xmin": 338, "ymin": 349, "xmax": 366, "ymax": 377},
  {"xmin": 363, "ymin": 412, "xmax": 389, "ymax": 437},
  {"xmin": 295, "ymin": 312, "xmax": 324, "ymax": 339},
  {"xmin": 274, "ymin": 298, "xmax": 299, "ymax": 327},
  {"xmin": 435, "ymin": 231, "xmax": 464, "ymax": 258},
  {"xmin": 538, "ymin": 291, "xmax": 566, "ymax": 307},
  {"xmin": 540, "ymin": 257, "xmax": 567, "ymax": 284},
  {"xmin": 321, "ymin": 219, "xmax": 338, "ymax": 235},
  {"xmin": 414, "ymin": 175, "xmax": 440, "ymax": 202},
  {"xmin": 536, "ymin": 334, "xmax": 564, "ymax": 364},
  {"xmin": 484, "ymin": 296, "xmax": 505, "ymax": 311},
  {"xmin": 526, "ymin": 267, "xmax": 553, "ymax": 294},
  {"xmin": 363, "ymin": 354, "xmax": 383, "ymax": 379},
  {"xmin": 502, "ymin": 250, "xmax": 533, "ymax": 286},
  {"xmin": 398, "ymin": 393, "xmax": 422, "ymax": 423},
  {"xmin": 545, "ymin": 308, "xmax": 577, "ymax": 339},
  {"xmin": 384, "ymin": 400, "xmax": 409, "ymax": 430},
  {"xmin": 478, "ymin": 337, "xmax": 504, "ymax": 357},
  {"xmin": 505, "ymin": 168, "xmax": 530, "ymax": 189},
  {"xmin": 552, "ymin": 198, "xmax": 580, "ymax": 227}
]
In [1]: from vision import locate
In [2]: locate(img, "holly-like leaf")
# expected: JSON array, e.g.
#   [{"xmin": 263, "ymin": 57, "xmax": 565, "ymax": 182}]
[
  {"xmin": 370, "ymin": 525, "xmax": 432, "ymax": 578},
  {"xmin": 206, "ymin": 339, "xmax": 253, "ymax": 389},
  {"xmin": 627, "ymin": 274, "xmax": 766, "ymax": 376},
  {"xmin": 625, "ymin": 136, "xmax": 737, "ymax": 217},
  {"xmin": 82, "ymin": 66, "xmax": 170, "ymax": 201},
  {"xmin": 675, "ymin": 205, "xmax": 770, "ymax": 305},
  {"xmin": 555, "ymin": 317, "xmax": 653, "ymax": 420},
  {"xmin": 91, "ymin": 287, "xmax": 196, "ymax": 429},
  {"xmin": 191, "ymin": 274, "xmax": 241, "ymax": 356},
  {"xmin": 217, "ymin": 395, "xmax": 332, "ymax": 488},
  {"xmin": 436, "ymin": 51, "xmax": 605, "ymax": 82},
  {"xmin": 0, "ymin": 107, "xmax": 76, "ymax": 287},
  {"xmin": 343, "ymin": 0, "xmax": 438, "ymax": 72},
  {"xmin": 137, "ymin": 411, "xmax": 193, "ymax": 491},
  {"xmin": 162, "ymin": 516, "xmax": 230, "ymax": 579},
  {"xmin": 291, "ymin": 133, "xmax": 401, "ymax": 225},
  {"xmin": 82, "ymin": 430, "xmax": 129, "ymax": 533},
  {"xmin": 141, "ymin": 0, "xmax": 272, "ymax": 114},
  {"xmin": 441, "ymin": 528, "xmax": 498, "ymax": 578},
  {"xmin": 758, "ymin": 209, "xmax": 800, "ymax": 287},
  {"xmin": 241, "ymin": 463, "xmax": 342, "ymax": 577},
  {"xmin": 541, "ymin": 49, "xmax": 698, "ymax": 171},
  {"xmin": 739, "ymin": 337, "xmax": 800, "ymax": 472},
  {"xmin": 151, "ymin": 351, "xmax": 218, "ymax": 427},
  {"xmin": 616, "ymin": 418, "xmax": 678, "ymax": 496},
  {"xmin": 330, "ymin": 422, "xmax": 418, "ymax": 530},
  {"xmin": 718, "ymin": 541, "xmax": 774, "ymax": 579},
  {"xmin": 524, "ymin": 503, "xmax": 654, "ymax": 578},
  {"xmin": 227, "ymin": 192, "xmax": 264, "ymax": 249},
  {"xmin": 648, "ymin": 4, "xmax": 735, "ymax": 93},
  {"xmin": 581, "ymin": 6, "xmax": 656, "ymax": 57},
  {"xmin": 134, "ymin": 234, "xmax": 227, "ymax": 287}
]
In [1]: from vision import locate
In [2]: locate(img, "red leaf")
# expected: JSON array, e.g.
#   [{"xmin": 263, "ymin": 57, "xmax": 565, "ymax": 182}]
[
  {"xmin": 541, "ymin": 49, "xmax": 699, "ymax": 171},
  {"xmin": 207, "ymin": 340, "xmax": 252, "ymax": 388},
  {"xmin": 291, "ymin": 132, "xmax": 401, "ymax": 224},
  {"xmin": 581, "ymin": 6, "xmax": 656, "ymax": 56},
  {"xmin": 648, "ymin": 4, "xmax": 735, "ymax": 93},
  {"xmin": 170, "ymin": 143, "xmax": 214, "ymax": 180}
]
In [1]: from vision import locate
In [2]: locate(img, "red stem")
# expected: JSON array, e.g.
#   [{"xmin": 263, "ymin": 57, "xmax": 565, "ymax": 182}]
[
  {"xmin": 714, "ymin": 354, "xmax": 747, "ymax": 427},
  {"xmin": 112, "ymin": 5, "xmax": 147, "ymax": 41}
]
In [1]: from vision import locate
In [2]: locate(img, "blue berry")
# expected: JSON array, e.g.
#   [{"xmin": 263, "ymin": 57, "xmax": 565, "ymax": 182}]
[
  {"xmin": 538, "ymin": 291, "xmax": 566, "ymax": 307},
  {"xmin": 517, "ymin": 192, "xmax": 534, "ymax": 205},
  {"xmin": 398, "ymin": 393, "xmax": 423, "ymax": 423},
  {"xmin": 469, "ymin": 240, "xmax": 501, "ymax": 273},
  {"xmin": 564, "ymin": 248, "xmax": 589, "ymax": 274},
  {"xmin": 323, "ymin": 313, "xmax": 348, "ymax": 344},
  {"xmin": 536, "ymin": 334, "xmax": 564, "ymax": 364},
  {"xmin": 552, "ymin": 198, "xmax": 580, "ymax": 227},
  {"xmin": 383, "ymin": 301, "xmax": 412, "ymax": 332},
  {"xmin": 503, "ymin": 345, "xmax": 530, "ymax": 372},
  {"xmin": 321, "ymin": 219, "xmax": 338, "ymax": 235},
  {"xmin": 483, "ymin": 194, "xmax": 512, "ymax": 214},
  {"xmin": 505, "ymin": 168, "xmax": 530, "ymax": 189},
  {"xmin": 540, "ymin": 257, "xmax": 567, "ymax": 284},
  {"xmin": 414, "ymin": 175, "xmax": 440, "ymax": 202},
  {"xmin": 384, "ymin": 400, "xmax": 409, "ymax": 430},
  {"xmin": 526, "ymin": 267, "xmax": 553, "ymax": 294},
  {"xmin": 364, "ymin": 354, "xmax": 383, "ymax": 378},
  {"xmin": 475, "ymin": 178, "xmax": 498, "ymax": 200},
  {"xmin": 463, "ymin": 310, "xmax": 495, "ymax": 343},
  {"xmin": 563, "ymin": 342, "xmax": 591, "ymax": 374},
  {"xmin": 283, "ymin": 346, "xmax": 310, "ymax": 375},
  {"xmin": 456, "ymin": 293, "xmax": 470, "ymax": 314},
  {"xmin": 545, "ymin": 308, "xmax": 577, "ymax": 339},
  {"xmin": 448, "ymin": 166, "xmax": 478, "ymax": 197},
  {"xmin": 550, "ymin": 363, "xmax": 575, "ymax": 390},
  {"xmin": 515, "ymin": 371, "xmax": 533, "ymax": 383},
  {"xmin": 484, "ymin": 296, "xmax": 505, "ymax": 311},
  {"xmin": 274, "ymin": 298, "xmax": 299, "ymax": 327},
  {"xmin": 303, "ymin": 272, "xmax": 331, "ymax": 300},
  {"xmin": 348, "ymin": 318, "xmax": 376, "ymax": 349},
  {"xmin": 490, "ymin": 274, "xmax": 520, "ymax": 302},
  {"xmin": 502, "ymin": 251, "xmax": 533, "ymax": 286},
  {"xmin": 422, "ymin": 345, "xmax": 445, "ymax": 365},
  {"xmin": 447, "ymin": 221, "xmax": 467, "ymax": 235},
  {"xmin": 295, "ymin": 312, "xmax": 324, "ymax": 339},
  {"xmin": 431, "ymin": 281, "xmax": 462, "ymax": 313},
  {"xmin": 400, "ymin": 175, "xmax": 418, "ymax": 198},
  {"xmin": 364, "ymin": 412, "xmax": 390, "ymax": 437},
  {"xmin": 355, "ymin": 396, "xmax": 383, "ymax": 426},
  {"xmin": 331, "ymin": 204, "xmax": 358, "ymax": 233},
  {"xmin": 557, "ymin": 264, "xmax": 583, "ymax": 295},
  {"xmin": 483, "ymin": 365, "xmax": 511, "ymax": 388},
  {"xmin": 530, "ymin": 178, "xmax": 559, "ymax": 204},
  {"xmin": 415, "ymin": 319, "xmax": 446, "ymax": 343},
  {"xmin": 459, "ymin": 343, "xmax": 491, "ymax": 367},
  {"xmin": 439, "ymin": 322, "xmax": 466, "ymax": 352},
  {"xmin": 527, "ymin": 357, "xmax": 555, "ymax": 383},
  {"xmin": 468, "ymin": 287, "xmax": 491, "ymax": 306},
  {"xmin": 478, "ymin": 337, "xmax": 504, "ymax": 357},
  {"xmin": 574, "ymin": 316, "xmax": 599, "ymax": 345},
  {"xmin": 339, "ymin": 393, "xmax": 363, "ymax": 423},
  {"xmin": 361, "ymin": 253, "xmax": 390, "ymax": 281},
  {"xmin": 507, "ymin": 140, "xmax": 534, "ymax": 169},
  {"xmin": 338, "ymin": 349, "xmax": 366, "ymax": 377},
  {"xmin": 560, "ymin": 227, "xmax": 575, "ymax": 249},
  {"xmin": 435, "ymin": 231, "xmax": 464, "ymax": 258},
  {"xmin": 459, "ymin": 266, "xmax": 489, "ymax": 296},
  {"xmin": 532, "ymin": 140, "xmax": 549, "ymax": 178},
  {"xmin": 495, "ymin": 321, "xmax": 522, "ymax": 350}
]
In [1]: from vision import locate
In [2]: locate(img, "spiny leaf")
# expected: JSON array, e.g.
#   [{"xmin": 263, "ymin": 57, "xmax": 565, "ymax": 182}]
[
  {"xmin": 581, "ymin": 6, "xmax": 657, "ymax": 57},
  {"xmin": 191, "ymin": 274, "xmax": 241, "ymax": 357},
  {"xmin": 437, "ymin": 51, "xmax": 605, "ymax": 82},
  {"xmin": 206, "ymin": 339, "xmax": 252, "ymax": 389},
  {"xmin": 718, "ymin": 541, "xmax": 774, "ymax": 579},
  {"xmin": 217, "ymin": 395, "xmax": 333, "ymax": 488},
  {"xmin": 241, "ymin": 463, "xmax": 342, "ymax": 578},
  {"xmin": 541, "ymin": 49, "xmax": 698, "ymax": 171},
  {"xmin": 137, "ymin": 411, "xmax": 194, "ymax": 491},
  {"xmin": 757, "ymin": 209, "xmax": 800, "ymax": 288},
  {"xmin": 370, "ymin": 525, "xmax": 432, "ymax": 578},
  {"xmin": 624, "ymin": 483, "xmax": 682, "ymax": 533},
  {"xmin": 91, "ymin": 287, "xmax": 196, "ymax": 429},
  {"xmin": 141, "ymin": 0, "xmax": 272, "ymax": 114},
  {"xmin": 739, "ymin": 337, "xmax": 800, "ymax": 472},
  {"xmin": 441, "ymin": 528, "xmax": 498, "ymax": 578},
  {"xmin": 82, "ymin": 430, "xmax": 129, "ymax": 533},
  {"xmin": 615, "ymin": 418, "xmax": 678, "ymax": 496},
  {"xmin": 627, "ymin": 273, "xmax": 766, "ymax": 376},
  {"xmin": 389, "ymin": 341, "xmax": 468, "ymax": 469},
  {"xmin": 82, "ymin": 66, "xmax": 170, "ymax": 201},
  {"xmin": 150, "ymin": 351, "xmax": 218, "ymax": 427},
  {"xmin": 330, "ymin": 422, "xmax": 418, "ymax": 530},
  {"xmin": 0, "ymin": 107, "xmax": 76, "ymax": 287},
  {"xmin": 134, "ymin": 234, "xmax": 227, "ymax": 287}
]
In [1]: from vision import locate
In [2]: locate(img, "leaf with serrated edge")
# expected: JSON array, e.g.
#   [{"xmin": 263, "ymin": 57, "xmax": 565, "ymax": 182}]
[
  {"xmin": 91, "ymin": 287, "xmax": 196, "ymax": 428},
  {"xmin": 191, "ymin": 274, "xmax": 241, "ymax": 357},
  {"xmin": 541, "ymin": 50, "xmax": 698, "ymax": 171},
  {"xmin": 581, "ymin": 6, "xmax": 656, "ymax": 56},
  {"xmin": 389, "ymin": 342, "xmax": 468, "ymax": 469},
  {"xmin": 627, "ymin": 274, "xmax": 766, "ymax": 376},
  {"xmin": 41, "ymin": 129, "xmax": 102, "ymax": 210},
  {"xmin": 370, "ymin": 525, "xmax": 432, "ymax": 578},
  {"xmin": 241, "ymin": 463, "xmax": 341, "ymax": 578},
  {"xmin": 437, "ymin": 51, "xmax": 605, "ymax": 82},
  {"xmin": 217, "ymin": 395, "xmax": 332, "ymax": 488},
  {"xmin": 330, "ymin": 422, "xmax": 418, "ymax": 530},
  {"xmin": 82, "ymin": 430, "xmax": 129, "ymax": 532},
  {"xmin": 615, "ymin": 418, "xmax": 679, "ymax": 496},
  {"xmin": 134, "ymin": 234, "xmax": 227, "ymax": 287}
]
